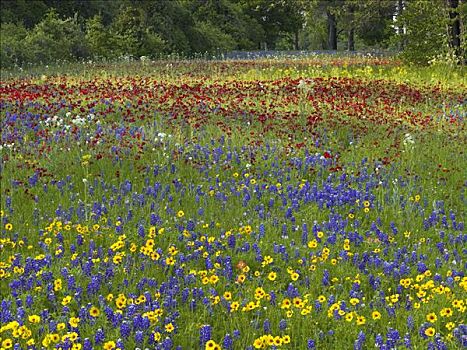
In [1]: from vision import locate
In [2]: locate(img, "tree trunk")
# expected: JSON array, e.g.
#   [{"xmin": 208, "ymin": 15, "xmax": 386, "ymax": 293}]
[
  {"xmin": 294, "ymin": 30, "xmax": 299, "ymax": 50},
  {"xmin": 447, "ymin": 0, "xmax": 462, "ymax": 61},
  {"xmin": 398, "ymin": 0, "xmax": 405, "ymax": 50},
  {"xmin": 327, "ymin": 10, "xmax": 337, "ymax": 50},
  {"xmin": 347, "ymin": 28, "xmax": 355, "ymax": 51},
  {"xmin": 347, "ymin": 4, "xmax": 355, "ymax": 51}
]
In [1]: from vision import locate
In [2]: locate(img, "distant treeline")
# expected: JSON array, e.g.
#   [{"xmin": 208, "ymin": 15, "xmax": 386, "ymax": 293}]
[{"xmin": 0, "ymin": 0, "xmax": 465, "ymax": 67}]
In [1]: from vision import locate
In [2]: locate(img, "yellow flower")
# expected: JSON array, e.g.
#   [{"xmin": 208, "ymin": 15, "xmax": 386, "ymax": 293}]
[
  {"xmin": 290, "ymin": 272, "xmax": 299, "ymax": 281},
  {"xmin": 62, "ymin": 295, "xmax": 72, "ymax": 306},
  {"xmin": 54, "ymin": 278, "xmax": 62, "ymax": 291},
  {"xmin": 205, "ymin": 340, "xmax": 220, "ymax": 349},
  {"xmin": 49, "ymin": 333, "xmax": 60, "ymax": 343},
  {"xmin": 177, "ymin": 210, "xmax": 185, "ymax": 218},
  {"xmin": 165, "ymin": 323, "xmax": 175, "ymax": 333},
  {"xmin": 424, "ymin": 327, "xmax": 435, "ymax": 337},
  {"xmin": 67, "ymin": 332, "xmax": 78, "ymax": 342},
  {"xmin": 268, "ymin": 272, "xmax": 277, "ymax": 281},
  {"xmin": 153, "ymin": 332, "xmax": 162, "ymax": 342},
  {"xmin": 356, "ymin": 315, "xmax": 366, "ymax": 325},
  {"xmin": 69, "ymin": 317, "xmax": 80, "ymax": 328},
  {"xmin": 28, "ymin": 315, "xmax": 41, "ymax": 323},
  {"xmin": 440, "ymin": 308, "xmax": 453, "ymax": 317},
  {"xmin": 230, "ymin": 301, "xmax": 239, "ymax": 312},
  {"xmin": 5, "ymin": 223, "xmax": 13, "ymax": 231},
  {"xmin": 2, "ymin": 338, "xmax": 13, "ymax": 349},
  {"xmin": 426, "ymin": 312, "xmax": 437, "ymax": 323},
  {"xmin": 89, "ymin": 306, "xmax": 100, "ymax": 317},
  {"xmin": 165, "ymin": 257, "xmax": 175, "ymax": 266},
  {"xmin": 372, "ymin": 311, "xmax": 381, "ymax": 320},
  {"xmin": 103, "ymin": 341, "xmax": 116, "ymax": 350},
  {"xmin": 253, "ymin": 338, "xmax": 263, "ymax": 349},
  {"xmin": 281, "ymin": 298, "xmax": 292, "ymax": 309}
]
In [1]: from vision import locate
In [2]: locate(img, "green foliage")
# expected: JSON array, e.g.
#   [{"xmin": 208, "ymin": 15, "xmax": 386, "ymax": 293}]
[
  {"xmin": 111, "ymin": 6, "xmax": 165, "ymax": 58},
  {"xmin": 192, "ymin": 21, "xmax": 237, "ymax": 53},
  {"xmin": 0, "ymin": 0, "xmax": 48, "ymax": 28},
  {"xmin": 85, "ymin": 15, "xmax": 115, "ymax": 59},
  {"xmin": 26, "ymin": 10, "xmax": 88, "ymax": 63},
  {"xmin": 0, "ymin": 22, "xmax": 31, "ymax": 67},
  {"xmin": 241, "ymin": 0, "xmax": 304, "ymax": 49},
  {"xmin": 148, "ymin": 1, "xmax": 194, "ymax": 54},
  {"xmin": 302, "ymin": 8, "xmax": 328, "ymax": 50},
  {"xmin": 0, "ymin": 0, "xmax": 464, "ymax": 68},
  {"xmin": 399, "ymin": 0, "xmax": 449, "ymax": 65}
]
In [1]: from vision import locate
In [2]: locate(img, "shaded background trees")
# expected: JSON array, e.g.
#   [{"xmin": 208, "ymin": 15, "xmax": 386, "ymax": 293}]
[{"xmin": 0, "ymin": 0, "xmax": 465, "ymax": 67}]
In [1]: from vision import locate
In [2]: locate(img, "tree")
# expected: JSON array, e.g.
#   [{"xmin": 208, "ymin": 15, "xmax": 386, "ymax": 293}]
[
  {"xmin": 0, "ymin": 0, "xmax": 48, "ymax": 28},
  {"xmin": 239, "ymin": 0, "xmax": 304, "ymax": 50},
  {"xmin": 447, "ymin": 0, "xmax": 462, "ymax": 60},
  {"xmin": 85, "ymin": 15, "xmax": 114, "ymax": 58},
  {"xmin": 26, "ymin": 9, "xmax": 88, "ymax": 63},
  {"xmin": 111, "ymin": 5, "xmax": 165, "ymax": 58},
  {"xmin": 399, "ymin": 0, "xmax": 448, "ymax": 64},
  {"xmin": 0, "ymin": 22, "xmax": 31, "ymax": 66},
  {"xmin": 327, "ymin": 8, "xmax": 337, "ymax": 50},
  {"xmin": 188, "ymin": 0, "xmax": 264, "ymax": 51}
]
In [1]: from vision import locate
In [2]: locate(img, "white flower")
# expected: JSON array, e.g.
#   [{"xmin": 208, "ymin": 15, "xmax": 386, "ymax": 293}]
[{"xmin": 403, "ymin": 133, "xmax": 415, "ymax": 148}]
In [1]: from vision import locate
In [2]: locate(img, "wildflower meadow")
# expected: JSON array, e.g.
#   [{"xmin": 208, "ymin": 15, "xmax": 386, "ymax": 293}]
[{"xmin": 0, "ymin": 56, "xmax": 466, "ymax": 350}]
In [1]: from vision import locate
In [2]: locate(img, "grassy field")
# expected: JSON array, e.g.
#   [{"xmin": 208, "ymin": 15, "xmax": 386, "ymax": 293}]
[{"xmin": 0, "ymin": 56, "xmax": 466, "ymax": 350}]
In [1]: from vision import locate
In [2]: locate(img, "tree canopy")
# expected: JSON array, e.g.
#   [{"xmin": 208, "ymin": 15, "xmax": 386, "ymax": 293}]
[{"xmin": 0, "ymin": 0, "xmax": 465, "ymax": 67}]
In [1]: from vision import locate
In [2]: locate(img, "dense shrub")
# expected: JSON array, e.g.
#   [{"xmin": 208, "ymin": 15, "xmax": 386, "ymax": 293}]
[
  {"xmin": 0, "ymin": 22, "xmax": 30, "ymax": 67},
  {"xmin": 26, "ymin": 10, "xmax": 88, "ymax": 64},
  {"xmin": 399, "ymin": 1, "xmax": 448, "ymax": 65}
]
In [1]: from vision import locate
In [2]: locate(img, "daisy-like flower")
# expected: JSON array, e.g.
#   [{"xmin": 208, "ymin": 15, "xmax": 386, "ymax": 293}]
[
  {"xmin": 89, "ymin": 306, "xmax": 100, "ymax": 317},
  {"xmin": 268, "ymin": 271, "xmax": 277, "ymax": 281},
  {"xmin": 426, "ymin": 312, "xmax": 437, "ymax": 323},
  {"xmin": 424, "ymin": 327, "xmax": 435, "ymax": 337}
]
